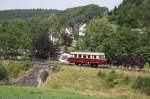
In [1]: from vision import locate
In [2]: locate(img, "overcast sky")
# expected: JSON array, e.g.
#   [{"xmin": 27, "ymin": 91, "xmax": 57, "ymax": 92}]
[{"xmin": 0, "ymin": 0, "xmax": 123, "ymax": 11}]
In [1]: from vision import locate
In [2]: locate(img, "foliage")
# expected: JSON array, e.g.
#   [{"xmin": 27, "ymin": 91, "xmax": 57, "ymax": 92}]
[
  {"xmin": 0, "ymin": 60, "xmax": 32, "ymax": 79},
  {"xmin": 63, "ymin": 4, "xmax": 108, "ymax": 26},
  {"xmin": 0, "ymin": 5, "xmax": 107, "ymax": 59},
  {"xmin": 97, "ymin": 70, "xmax": 131, "ymax": 88},
  {"xmin": 81, "ymin": 17, "xmax": 114, "ymax": 52},
  {"xmin": 132, "ymin": 77, "xmax": 150, "ymax": 95},
  {"xmin": 0, "ymin": 9, "xmax": 60, "ymax": 23},
  {"xmin": 111, "ymin": 0, "xmax": 150, "ymax": 27},
  {"xmin": 116, "ymin": 54, "xmax": 144, "ymax": 68},
  {"xmin": 32, "ymin": 32, "xmax": 58, "ymax": 59},
  {"xmin": 135, "ymin": 28, "xmax": 150, "ymax": 63},
  {"xmin": 77, "ymin": 17, "xmax": 144, "ymax": 66},
  {"xmin": 97, "ymin": 70, "xmax": 106, "ymax": 78},
  {"xmin": 144, "ymin": 62, "xmax": 150, "ymax": 70},
  {"xmin": 46, "ymin": 66, "xmax": 150, "ymax": 98},
  {"xmin": 52, "ymin": 62, "xmax": 61, "ymax": 72},
  {"xmin": 0, "ymin": 65, "xmax": 8, "ymax": 81},
  {"xmin": 102, "ymin": 27, "xmax": 141, "ymax": 64}
]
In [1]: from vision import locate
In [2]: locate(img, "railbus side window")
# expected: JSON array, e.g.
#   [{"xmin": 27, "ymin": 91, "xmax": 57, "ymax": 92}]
[
  {"xmin": 94, "ymin": 55, "xmax": 96, "ymax": 59},
  {"xmin": 83, "ymin": 55, "xmax": 86, "ymax": 58},
  {"xmin": 74, "ymin": 54, "xmax": 77, "ymax": 58},
  {"xmin": 92, "ymin": 55, "xmax": 94, "ymax": 59},
  {"xmin": 88, "ymin": 55, "xmax": 90, "ymax": 59},
  {"xmin": 78, "ymin": 55, "xmax": 81, "ymax": 58}
]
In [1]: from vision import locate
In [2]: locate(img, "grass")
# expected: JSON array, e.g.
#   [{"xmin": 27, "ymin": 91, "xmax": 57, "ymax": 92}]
[
  {"xmin": 0, "ymin": 62, "xmax": 150, "ymax": 99},
  {"xmin": 0, "ymin": 86, "xmax": 104, "ymax": 99},
  {"xmin": 44, "ymin": 65, "xmax": 150, "ymax": 99},
  {"xmin": 0, "ymin": 86, "xmax": 148, "ymax": 99}
]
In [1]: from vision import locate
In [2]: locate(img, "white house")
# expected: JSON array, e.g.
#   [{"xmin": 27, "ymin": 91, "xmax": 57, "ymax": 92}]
[
  {"xmin": 65, "ymin": 27, "xmax": 73, "ymax": 35},
  {"xmin": 79, "ymin": 23, "xmax": 86, "ymax": 36},
  {"xmin": 49, "ymin": 35, "xmax": 58, "ymax": 44}
]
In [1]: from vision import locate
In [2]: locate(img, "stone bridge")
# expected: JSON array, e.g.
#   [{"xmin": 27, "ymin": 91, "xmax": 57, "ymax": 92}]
[{"xmin": 16, "ymin": 62, "xmax": 50, "ymax": 87}]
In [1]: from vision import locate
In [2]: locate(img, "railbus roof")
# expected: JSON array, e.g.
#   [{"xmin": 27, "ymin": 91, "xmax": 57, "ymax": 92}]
[{"xmin": 70, "ymin": 52, "xmax": 105, "ymax": 56}]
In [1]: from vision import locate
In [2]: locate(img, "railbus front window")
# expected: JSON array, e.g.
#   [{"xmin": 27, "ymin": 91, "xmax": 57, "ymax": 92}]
[
  {"xmin": 96, "ymin": 56, "xmax": 99, "ymax": 59},
  {"xmin": 99, "ymin": 55, "xmax": 105, "ymax": 59}
]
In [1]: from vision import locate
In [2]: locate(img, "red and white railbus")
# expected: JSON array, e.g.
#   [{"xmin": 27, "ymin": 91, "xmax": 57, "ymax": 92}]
[{"xmin": 68, "ymin": 52, "xmax": 107, "ymax": 67}]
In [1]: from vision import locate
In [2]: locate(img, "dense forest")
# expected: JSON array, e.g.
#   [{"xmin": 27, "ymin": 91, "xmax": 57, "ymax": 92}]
[
  {"xmin": 0, "ymin": 0, "xmax": 150, "ymax": 67},
  {"xmin": 111, "ymin": 0, "xmax": 150, "ymax": 28},
  {"xmin": 0, "ymin": 9, "xmax": 60, "ymax": 23}
]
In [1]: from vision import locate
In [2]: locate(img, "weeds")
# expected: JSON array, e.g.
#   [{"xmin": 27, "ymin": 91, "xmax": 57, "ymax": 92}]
[{"xmin": 52, "ymin": 62, "xmax": 61, "ymax": 72}]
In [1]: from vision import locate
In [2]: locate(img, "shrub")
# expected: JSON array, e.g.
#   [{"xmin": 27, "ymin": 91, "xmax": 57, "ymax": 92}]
[
  {"xmin": 105, "ymin": 70, "xmax": 118, "ymax": 87},
  {"xmin": 7, "ymin": 62, "xmax": 21, "ymax": 78},
  {"xmin": 117, "ymin": 54, "xmax": 144, "ymax": 68},
  {"xmin": 6, "ymin": 61, "xmax": 32, "ymax": 78},
  {"xmin": 52, "ymin": 62, "xmax": 61, "ymax": 72},
  {"xmin": 132, "ymin": 77, "xmax": 150, "ymax": 95},
  {"xmin": 97, "ymin": 70, "xmax": 106, "ymax": 78},
  {"xmin": 104, "ymin": 70, "xmax": 128, "ymax": 87},
  {"xmin": 0, "ymin": 65, "xmax": 8, "ymax": 81},
  {"xmin": 122, "ymin": 76, "xmax": 130, "ymax": 85},
  {"xmin": 144, "ymin": 62, "xmax": 150, "ymax": 70},
  {"xmin": 22, "ymin": 61, "xmax": 32, "ymax": 71}
]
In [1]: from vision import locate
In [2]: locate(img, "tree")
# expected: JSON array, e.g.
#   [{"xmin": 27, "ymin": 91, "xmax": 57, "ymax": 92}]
[
  {"xmin": 82, "ymin": 17, "xmax": 114, "ymax": 52},
  {"xmin": 0, "ymin": 65, "xmax": 8, "ymax": 81},
  {"xmin": 135, "ymin": 27, "xmax": 150, "ymax": 63},
  {"xmin": 32, "ymin": 32, "xmax": 58, "ymax": 60},
  {"xmin": 102, "ymin": 27, "xmax": 141, "ymax": 64}
]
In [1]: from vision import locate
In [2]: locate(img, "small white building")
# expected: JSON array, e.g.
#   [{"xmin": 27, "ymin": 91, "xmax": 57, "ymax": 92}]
[
  {"xmin": 65, "ymin": 27, "xmax": 73, "ymax": 35},
  {"xmin": 49, "ymin": 35, "xmax": 58, "ymax": 44},
  {"xmin": 79, "ymin": 23, "xmax": 86, "ymax": 36}
]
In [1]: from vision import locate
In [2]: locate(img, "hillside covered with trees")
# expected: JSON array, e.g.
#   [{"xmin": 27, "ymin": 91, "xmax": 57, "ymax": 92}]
[
  {"xmin": 0, "ymin": 9, "xmax": 60, "ymax": 23},
  {"xmin": 111, "ymin": 0, "xmax": 150, "ymax": 28},
  {"xmin": 76, "ymin": 0, "xmax": 150, "ymax": 66},
  {"xmin": 0, "ymin": 4, "xmax": 108, "ymax": 60},
  {"xmin": 0, "ymin": 0, "xmax": 150, "ymax": 66},
  {"xmin": 0, "ymin": 1, "xmax": 150, "ymax": 98}
]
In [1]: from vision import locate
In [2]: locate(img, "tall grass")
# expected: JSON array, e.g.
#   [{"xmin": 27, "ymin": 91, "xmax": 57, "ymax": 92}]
[{"xmin": 45, "ymin": 66, "xmax": 150, "ymax": 99}]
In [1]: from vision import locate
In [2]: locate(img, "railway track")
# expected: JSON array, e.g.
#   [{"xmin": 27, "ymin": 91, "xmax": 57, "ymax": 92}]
[{"xmin": 66, "ymin": 64, "xmax": 150, "ymax": 74}]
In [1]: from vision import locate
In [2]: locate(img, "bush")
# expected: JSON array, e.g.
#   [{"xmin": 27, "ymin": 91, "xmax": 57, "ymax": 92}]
[
  {"xmin": 105, "ymin": 70, "xmax": 119, "ymax": 87},
  {"xmin": 52, "ymin": 62, "xmax": 61, "ymax": 72},
  {"xmin": 0, "ymin": 65, "xmax": 8, "ymax": 81},
  {"xmin": 22, "ymin": 61, "xmax": 32, "ymax": 71},
  {"xmin": 117, "ymin": 54, "xmax": 144, "ymax": 68},
  {"xmin": 132, "ymin": 77, "xmax": 150, "ymax": 95},
  {"xmin": 101, "ymin": 70, "xmax": 129, "ymax": 88},
  {"xmin": 6, "ymin": 61, "xmax": 32, "ymax": 78},
  {"xmin": 144, "ymin": 62, "xmax": 150, "ymax": 70},
  {"xmin": 97, "ymin": 70, "xmax": 106, "ymax": 78}
]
